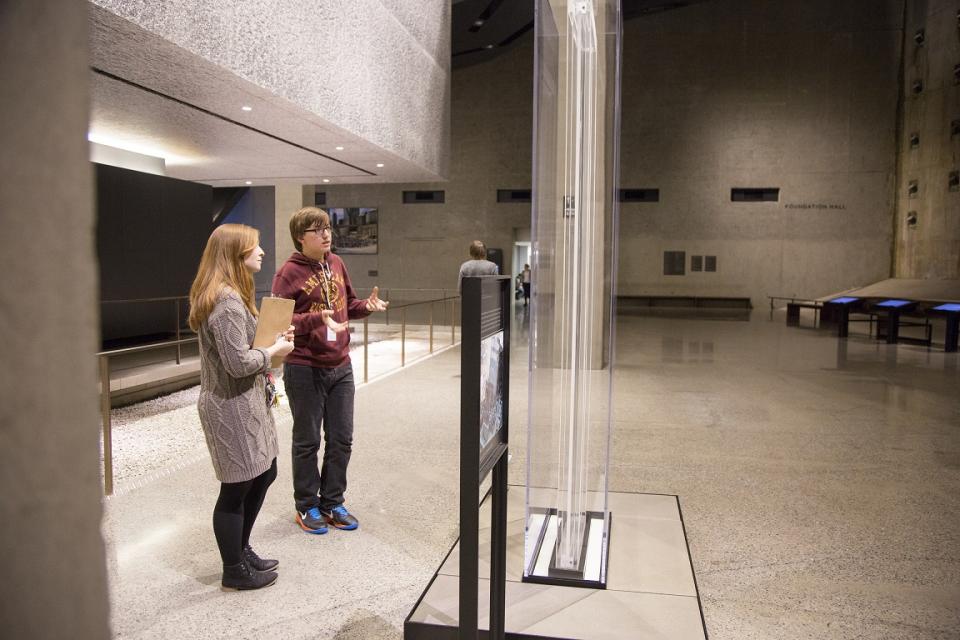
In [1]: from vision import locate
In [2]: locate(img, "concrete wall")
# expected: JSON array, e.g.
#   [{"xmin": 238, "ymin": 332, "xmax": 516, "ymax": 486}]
[
  {"xmin": 91, "ymin": 0, "xmax": 451, "ymax": 179},
  {"xmin": 895, "ymin": 0, "xmax": 960, "ymax": 278},
  {"xmin": 318, "ymin": 1, "xmax": 906, "ymax": 306},
  {"xmin": 319, "ymin": 38, "xmax": 536, "ymax": 295},
  {"xmin": 618, "ymin": 0, "xmax": 903, "ymax": 303},
  {"xmin": 274, "ymin": 184, "xmax": 315, "ymax": 269},
  {"xmin": 0, "ymin": 1, "xmax": 110, "ymax": 638}
]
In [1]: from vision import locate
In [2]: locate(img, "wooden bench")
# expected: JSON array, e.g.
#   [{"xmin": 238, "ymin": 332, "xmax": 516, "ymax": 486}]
[
  {"xmin": 619, "ymin": 295, "xmax": 752, "ymax": 309},
  {"xmin": 618, "ymin": 296, "xmax": 752, "ymax": 319}
]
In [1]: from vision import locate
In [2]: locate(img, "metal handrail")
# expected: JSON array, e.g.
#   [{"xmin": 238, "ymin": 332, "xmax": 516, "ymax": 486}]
[
  {"xmin": 375, "ymin": 287, "xmax": 453, "ymax": 298},
  {"xmin": 378, "ymin": 292, "xmax": 458, "ymax": 326},
  {"xmin": 97, "ymin": 292, "xmax": 460, "ymax": 496},
  {"xmin": 101, "ymin": 296, "xmax": 188, "ymax": 304},
  {"xmin": 767, "ymin": 295, "xmax": 820, "ymax": 309},
  {"xmin": 358, "ymin": 295, "xmax": 460, "ymax": 382},
  {"xmin": 769, "ymin": 285, "xmax": 864, "ymax": 310},
  {"xmin": 96, "ymin": 336, "xmax": 197, "ymax": 358},
  {"xmin": 102, "ymin": 295, "xmax": 191, "ymax": 364},
  {"xmin": 382, "ymin": 295, "xmax": 460, "ymax": 311}
]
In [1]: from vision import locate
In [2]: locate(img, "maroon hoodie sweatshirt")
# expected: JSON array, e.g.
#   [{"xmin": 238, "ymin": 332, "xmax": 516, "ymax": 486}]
[{"xmin": 271, "ymin": 251, "xmax": 371, "ymax": 369}]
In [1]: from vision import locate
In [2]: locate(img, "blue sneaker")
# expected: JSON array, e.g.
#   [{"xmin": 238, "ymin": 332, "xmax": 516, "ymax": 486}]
[
  {"xmin": 322, "ymin": 505, "xmax": 359, "ymax": 531},
  {"xmin": 296, "ymin": 507, "xmax": 329, "ymax": 534}
]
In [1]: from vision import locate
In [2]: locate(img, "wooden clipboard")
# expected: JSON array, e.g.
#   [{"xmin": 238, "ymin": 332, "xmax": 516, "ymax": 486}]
[{"xmin": 253, "ymin": 297, "xmax": 295, "ymax": 368}]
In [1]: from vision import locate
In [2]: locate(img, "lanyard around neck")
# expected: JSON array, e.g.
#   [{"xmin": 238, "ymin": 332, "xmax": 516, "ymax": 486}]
[{"xmin": 313, "ymin": 261, "xmax": 333, "ymax": 309}]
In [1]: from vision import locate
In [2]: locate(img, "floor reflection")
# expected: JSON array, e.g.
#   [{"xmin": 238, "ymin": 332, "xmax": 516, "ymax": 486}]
[
  {"xmin": 512, "ymin": 302, "xmax": 530, "ymax": 347},
  {"xmin": 661, "ymin": 337, "xmax": 715, "ymax": 364}
]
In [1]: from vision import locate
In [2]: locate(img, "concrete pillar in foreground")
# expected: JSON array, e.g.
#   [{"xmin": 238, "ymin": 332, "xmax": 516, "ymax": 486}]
[{"xmin": 0, "ymin": 1, "xmax": 111, "ymax": 638}]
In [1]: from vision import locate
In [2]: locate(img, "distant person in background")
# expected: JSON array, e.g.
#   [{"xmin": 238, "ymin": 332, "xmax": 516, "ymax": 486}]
[
  {"xmin": 458, "ymin": 240, "xmax": 499, "ymax": 293},
  {"xmin": 521, "ymin": 263, "xmax": 532, "ymax": 306},
  {"xmin": 189, "ymin": 223, "xmax": 295, "ymax": 591}
]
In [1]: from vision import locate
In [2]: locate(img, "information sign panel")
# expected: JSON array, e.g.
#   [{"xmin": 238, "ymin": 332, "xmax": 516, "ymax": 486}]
[{"xmin": 459, "ymin": 275, "xmax": 511, "ymax": 640}]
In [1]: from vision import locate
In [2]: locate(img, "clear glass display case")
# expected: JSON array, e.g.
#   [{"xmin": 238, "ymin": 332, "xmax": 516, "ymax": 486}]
[{"xmin": 524, "ymin": 0, "xmax": 622, "ymax": 588}]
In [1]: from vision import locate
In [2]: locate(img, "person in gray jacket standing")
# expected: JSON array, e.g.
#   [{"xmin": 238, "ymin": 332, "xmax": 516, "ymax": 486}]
[
  {"xmin": 457, "ymin": 240, "xmax": 499, "ymax": 293},
  {"xmin": 189, "ymin": 224, "xmax": 295, "ymax": 591}
]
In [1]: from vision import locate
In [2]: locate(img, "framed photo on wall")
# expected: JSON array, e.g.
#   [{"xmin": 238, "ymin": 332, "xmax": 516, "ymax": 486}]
[{"xmin": 329, "ymin": 207, "xmax": 378, "ymax": 254}]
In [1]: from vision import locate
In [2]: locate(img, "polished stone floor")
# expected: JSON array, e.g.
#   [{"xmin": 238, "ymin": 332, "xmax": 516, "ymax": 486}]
[
  {"xmin": 102, "ymin": 308, "xmax": 960, "ymax": 639},
  {"xmin": 610, "ymin": 311, "xmax": 960, "ymax": 639}
]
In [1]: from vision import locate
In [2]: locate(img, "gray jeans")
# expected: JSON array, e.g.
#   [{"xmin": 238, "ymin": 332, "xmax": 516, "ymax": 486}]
[{"xmin": 284, "ymin": 362, "xmax": 355, "ymax": 512}]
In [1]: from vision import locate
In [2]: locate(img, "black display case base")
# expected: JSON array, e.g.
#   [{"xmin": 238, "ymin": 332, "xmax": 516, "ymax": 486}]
[{"xmin": 521, "ymin": 508, "xmax": 608, "ymax": 590}]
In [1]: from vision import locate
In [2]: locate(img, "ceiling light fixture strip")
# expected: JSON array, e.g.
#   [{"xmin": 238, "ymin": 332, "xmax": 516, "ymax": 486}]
[{"xmin": 90, "ymin": 66, "xmax": 377, "ymax": 176}]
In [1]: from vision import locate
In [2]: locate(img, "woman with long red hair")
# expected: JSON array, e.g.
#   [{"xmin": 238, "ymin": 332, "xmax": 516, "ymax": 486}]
[{"xmin": 189, "ymin": 224, "xmax": 293, "ymax": 591}]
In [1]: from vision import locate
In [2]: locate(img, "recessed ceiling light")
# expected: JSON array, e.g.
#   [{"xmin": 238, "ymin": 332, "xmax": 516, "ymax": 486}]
[
  {"xmin": 335, "ymin": 145, "xmax": 344, "ymax": 151},
  {"xmin": 473, "ymin": 19, "xmax": 484, "ymax": 27},
  {"xmin": 485, "ymin": 44, "xmax": 494, "ymax": 49},
  {"xmin": 376, "ymin": 163, "xmax": 384, "ymax": 168},
  {"xmin": 322, "ymin": 179, "xmax": 330, "ymax": 183},
  {"xmin": 245, "ymin": 180, "xmax": 252, "ymax": 185},
  {"xmin": 241, "ymin": 105, "xmax": 252, "ymax": 111}
]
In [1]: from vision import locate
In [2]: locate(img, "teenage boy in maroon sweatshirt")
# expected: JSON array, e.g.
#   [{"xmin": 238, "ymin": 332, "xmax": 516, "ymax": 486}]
[{"xmin": 272, "ymin": 206, "xmax": 388, "ymax": 534}]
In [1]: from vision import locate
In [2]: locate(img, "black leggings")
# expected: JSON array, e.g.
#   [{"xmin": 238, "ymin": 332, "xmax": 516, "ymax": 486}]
[{"xmin": 213, "ymin": 459, "xmax": 277, "ymax": 566}]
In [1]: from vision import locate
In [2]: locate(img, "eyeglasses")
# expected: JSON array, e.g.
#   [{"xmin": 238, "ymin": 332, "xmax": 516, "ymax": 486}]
[{"xmin": 304, "ymin": 226, "xmax": 332, "ymax": 235}]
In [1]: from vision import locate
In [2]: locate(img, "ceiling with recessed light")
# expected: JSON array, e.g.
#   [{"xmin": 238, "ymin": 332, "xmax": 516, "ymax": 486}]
[
  {"xmin": 87, "ymin": 1, "xmax": 446, "ymax": 187},
  {"xmin": 89, "ymin": 0, "xmax": 710, "ymax": 187}
]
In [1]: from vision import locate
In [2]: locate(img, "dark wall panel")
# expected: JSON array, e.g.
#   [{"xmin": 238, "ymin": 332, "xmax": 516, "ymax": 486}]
[{"xmin": 95, "ymin": 163, "xmax": 212, "ymax": 343}]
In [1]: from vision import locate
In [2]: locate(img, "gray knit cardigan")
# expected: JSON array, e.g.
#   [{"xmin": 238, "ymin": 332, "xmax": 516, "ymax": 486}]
[{"xmin": 197, "ymin": 291, "xmax": 278, "ymax": 483}]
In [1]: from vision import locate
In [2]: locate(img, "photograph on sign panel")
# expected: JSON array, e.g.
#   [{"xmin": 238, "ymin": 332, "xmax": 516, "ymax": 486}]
[{"xmin": 479, "ymin": 330, "xmax": 504, "ymax": 450}]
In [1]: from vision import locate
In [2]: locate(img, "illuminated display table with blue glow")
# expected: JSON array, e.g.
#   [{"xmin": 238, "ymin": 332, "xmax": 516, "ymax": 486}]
[
  {"xmin": 825, "ymin": 296, "xmax": 860, "ymax": 338},
  {"xmin": 872, "ymin": 299, "xmax": 917, "ymax": 344},
  {"xmin": 931, "ymin": 303, "xmax": 960, "ymax": 352}
]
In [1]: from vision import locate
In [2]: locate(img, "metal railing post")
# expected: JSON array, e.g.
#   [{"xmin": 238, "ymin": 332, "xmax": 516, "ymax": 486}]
[
  {"xmin": 429, "ymin": 302, "xmax": 434, "ymax": 353},
  {"xmin": 175, "ymin": 299, "xmax": 182, "ymax": 364},
  {"xmin": 99, "ymin": 355, "xmax": 113, "ymax": 496},
  {"xmin": 401, "ymin": 308, "xmax": 406, "ymax": 366},
  {"xmin": 363, "ymin": 317, "xmax": 369, "ymax": 384}
]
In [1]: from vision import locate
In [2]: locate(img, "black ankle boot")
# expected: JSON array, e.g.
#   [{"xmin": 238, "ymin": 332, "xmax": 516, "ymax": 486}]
[
  {"xmin": 243, "ymin": 545, "xmax": 279, "ymax": 572},
  {"xmin": 221, "ymin": 560, "xmax": 278, "ymax": 591}
]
